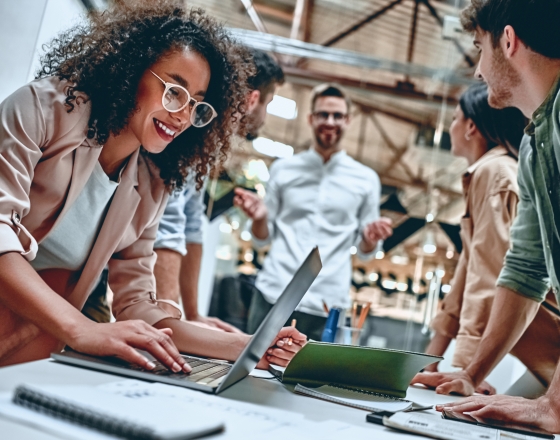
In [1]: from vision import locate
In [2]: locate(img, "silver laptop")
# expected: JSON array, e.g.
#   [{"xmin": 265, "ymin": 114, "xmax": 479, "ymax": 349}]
[{"xmin": 51, "ymin": 247, "xmax": 322, "ymax": 394}]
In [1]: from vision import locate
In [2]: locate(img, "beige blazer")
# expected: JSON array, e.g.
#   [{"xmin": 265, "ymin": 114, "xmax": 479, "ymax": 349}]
[
  {"xmin": 0, "ymin": 77, "xmax": 181, "ymax": 366},
  {"xmin": 431, "ymin": 146, "xmax": 560, "ymax": 387}
]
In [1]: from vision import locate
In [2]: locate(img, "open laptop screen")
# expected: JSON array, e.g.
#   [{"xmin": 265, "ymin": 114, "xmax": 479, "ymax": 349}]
[{"xmin": 216, "ymin": 246, "xmax": 322, "ymax": 392}]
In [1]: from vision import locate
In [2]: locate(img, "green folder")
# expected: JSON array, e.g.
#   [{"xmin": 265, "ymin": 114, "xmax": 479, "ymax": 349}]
[{"xmin": 279, "ymin": 341, "xmax": 442, "ymax": 398}]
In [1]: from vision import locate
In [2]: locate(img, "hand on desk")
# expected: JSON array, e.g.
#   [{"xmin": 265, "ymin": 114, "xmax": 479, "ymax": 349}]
[
  {"xmin": 436, "ymin": 394, "xmax": 560, "ymax": 434},
  {"xmin": 411, "ymin": 370, "xmax": 496, "ymax": 396},
  {"xmin": 257, "ymin": 326, "xmax": 307, "ymax": 369},
  {"xmin": 69, "ymin": 320, "xmax": 191, "ymax": 373}
]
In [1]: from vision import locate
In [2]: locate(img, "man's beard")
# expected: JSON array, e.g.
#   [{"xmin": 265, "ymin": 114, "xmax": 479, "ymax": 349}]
[
  {"xmin": 487, "ymin": 48, "xmax": 521, "ymax": 109},
  {"xmin": 245, "ymin": 121, "xmax": 259, "ymax": 141},
  {"xmin": 314, "ymin": 130, "xmax": 341, "ymax": 150}
]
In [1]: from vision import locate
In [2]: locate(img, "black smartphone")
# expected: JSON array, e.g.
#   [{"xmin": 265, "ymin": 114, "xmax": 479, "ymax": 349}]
[
  {"xmin": 366, "ymin": 411, "xmax": 395, "ymax": 426},
  {"xmin": 442, "ymin": 409, "xmax": 555, "ymax": 439}
]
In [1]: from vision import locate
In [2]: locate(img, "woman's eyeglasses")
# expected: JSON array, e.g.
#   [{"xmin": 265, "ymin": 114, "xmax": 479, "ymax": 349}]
[{"xmin": 150, "ymin": 70, "xmax": 217, "ymax": 128}]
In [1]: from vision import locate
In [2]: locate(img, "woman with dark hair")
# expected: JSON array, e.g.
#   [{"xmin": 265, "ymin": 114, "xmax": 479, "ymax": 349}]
[
  {"xmin": 0, "ymin": 1, "xmax": 305, "ymax": 369},
  {"xmin": 412, "ymin": 83, "xmax": 560, "ymax": 395}
]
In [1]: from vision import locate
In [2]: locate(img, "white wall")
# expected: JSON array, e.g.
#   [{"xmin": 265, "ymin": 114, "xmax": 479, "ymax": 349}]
[{"xmin": 0, "ymin": 0, "xmax": 85, "ymax": 102}]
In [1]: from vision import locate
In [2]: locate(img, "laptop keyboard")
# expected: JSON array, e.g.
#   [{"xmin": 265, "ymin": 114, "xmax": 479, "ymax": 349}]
[{"xmin": 129, "ymin": 356, "xmax": 231, "ymax": 386}]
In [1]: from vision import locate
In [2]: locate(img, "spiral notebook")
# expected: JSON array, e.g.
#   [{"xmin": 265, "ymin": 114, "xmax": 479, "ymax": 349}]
[
  {"xmin": 294, "ymin": 384, "xmax": 412, "ymax": 412},
  {"xmin": 11, "ymin": 384, "xmax": 225, "ymax": 440}
]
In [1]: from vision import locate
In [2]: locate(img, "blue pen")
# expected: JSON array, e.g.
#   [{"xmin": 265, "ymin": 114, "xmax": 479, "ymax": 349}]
[{"xmin": 321, "ymin": 307, "xmax": 340, "ymax": 342}]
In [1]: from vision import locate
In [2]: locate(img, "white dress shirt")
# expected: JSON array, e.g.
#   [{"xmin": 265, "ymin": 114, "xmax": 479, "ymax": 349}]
[{"xmin": 254, "ymin": 148, "xmax": 381, "ymax": 316}]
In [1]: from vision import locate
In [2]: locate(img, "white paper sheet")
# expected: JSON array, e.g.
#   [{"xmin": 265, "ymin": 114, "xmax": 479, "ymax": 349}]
[{"xmin": 385, "ymin": 412, "xmax": 541, "ymax": 440}]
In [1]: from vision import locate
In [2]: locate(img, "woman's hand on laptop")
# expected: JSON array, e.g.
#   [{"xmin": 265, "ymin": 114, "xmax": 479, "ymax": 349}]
[
  {"xmin": 68, "ymin": 320, "xmax": 192, "ymax": 373},
  {"xmin": 257, "ymin": 327, "xmax": 307, "ymax": 368}
]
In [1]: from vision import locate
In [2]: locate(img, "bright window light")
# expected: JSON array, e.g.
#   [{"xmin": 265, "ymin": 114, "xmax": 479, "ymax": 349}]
[
  {"xmin": 382, "ymin": 279, "xmax": 397, "ymax": 290},
  {"xmin": 397, "ymin": 282, "xmax": 408, "ymax": 292},
  {"xmin": 267, "ymin": 95, "xmax": 297, "ymax": 119},
  {"xmin": 350, "ymin": 246, "xmax": 357, "ymax": 255},
  {"xmin": 368, "ymin": 273, "xmax": 379, "ymax": 282},
  {"xmin": 219, "ymin": 223, "xmax": 232, "ymax": 233},
  {"xmin": 245, "ymin": 159, "xmax": 270, "ymax": 182},
  {"xmin": 442, "ymin": 284, "xmax": 451, "ymax": 294},
  {"xmin": 375, "ymin": 251, "xmax": 385, "ymax": 259},
  {"xmin": 253, "ymin": 137, "xmax": 294, "ymax": 159},
  {"xmin": 241, "ymin": 231, "xmax": 252, "ymax": 241}
]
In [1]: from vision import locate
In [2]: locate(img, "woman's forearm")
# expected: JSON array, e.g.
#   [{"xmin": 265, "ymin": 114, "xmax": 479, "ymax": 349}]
[
  {"xmin": 423, "ymin": 332, "xmax": 451, "ymax": 371},
  {"xmin": 155, "ymin": 317, "xmax": 250, "ymax": 361},
  {"xmin": 0, "ymin": 252, "xmax": 86, "ymax": 344}
]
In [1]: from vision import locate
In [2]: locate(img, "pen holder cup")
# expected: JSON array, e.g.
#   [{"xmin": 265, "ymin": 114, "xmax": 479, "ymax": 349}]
[{"xmin": 335, "ymin": 326, "xmax": 363, "ymax": 346}]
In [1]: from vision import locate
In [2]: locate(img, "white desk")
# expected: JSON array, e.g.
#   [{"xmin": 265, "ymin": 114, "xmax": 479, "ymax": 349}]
[{"xmin": 0, "ymin": 359, "xmax": 460, "ymax": 439}]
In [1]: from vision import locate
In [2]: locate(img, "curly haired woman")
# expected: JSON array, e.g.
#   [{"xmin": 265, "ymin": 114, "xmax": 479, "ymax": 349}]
[{"xmin": 0, "ymin": 1, "xmax": 305, "ymax": 370}]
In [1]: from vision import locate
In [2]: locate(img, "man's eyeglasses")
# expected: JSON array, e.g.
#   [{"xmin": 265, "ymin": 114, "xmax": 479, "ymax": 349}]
[
  {"xmin": 150, "ymin": 70, "xmax": 217, "ymax": 128},
  {"xmin": 311, "ymin": 111, "xmax": 348, "ymax": 123}
]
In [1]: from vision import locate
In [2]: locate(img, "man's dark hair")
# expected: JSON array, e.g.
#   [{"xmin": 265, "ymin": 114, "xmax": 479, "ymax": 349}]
[
  {"xmin": 310, "ymin": 83, "xmax": 351, "ymax": 113},
  {"xmin": 247, "ymin": 49, "xmax": 284, "ymax": 102},
  {"xmin": 461, "ymin": 0, "xmax": 560, "ymax": 59},
  {"xmin": 460, "ymin": 83, "xmax": 527, "ymax": 158}
]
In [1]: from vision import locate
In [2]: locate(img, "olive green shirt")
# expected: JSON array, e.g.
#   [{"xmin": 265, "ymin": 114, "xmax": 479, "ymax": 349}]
[{"xmin": 497, "ymin": 74, "xmax": 560, "ymax": 303}]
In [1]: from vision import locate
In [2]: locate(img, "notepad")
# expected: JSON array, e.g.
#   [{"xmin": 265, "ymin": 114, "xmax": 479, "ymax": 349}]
[
  {"xmin": 11, "ymin": 384, "xmax": 225, "ymax": 440},
  {"xmin": 294, "ymin": 384, "xmax": 413, "ymax": 412}
]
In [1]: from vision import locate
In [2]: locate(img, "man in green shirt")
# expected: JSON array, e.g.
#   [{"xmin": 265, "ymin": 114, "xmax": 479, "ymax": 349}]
[{"xmin": 412, "ymin": 0, "xmax": 560, "ymax": 432}]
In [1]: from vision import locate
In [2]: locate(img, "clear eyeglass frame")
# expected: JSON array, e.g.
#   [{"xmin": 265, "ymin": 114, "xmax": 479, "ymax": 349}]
[{"xmin": 150, "ymin": 70, "xmax": 217, "ymax": 128}]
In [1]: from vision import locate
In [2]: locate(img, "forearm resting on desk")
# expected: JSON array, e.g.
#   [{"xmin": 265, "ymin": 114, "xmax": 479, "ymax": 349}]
[
  {"xmin": 423, "ymin": 332, "xmax": 452, "ymax": 372},
  {"xmin": 412, "ymin": 287, "xmax": 539, "ymax": 395},
  {"xmin": 180, "ymin": 243, "xmax": 202, "ymax": 320},
  {"xmin": 464, "ymin": 286, "xmax": 539, "ymax": 386},
  {"xmin": 0, "ymin": 252, "xmax": 189, "ymax": 372},
  {"xmin": 157, "ymin": 318, "xmax": 306, "ymax": 368},
  {"xmin": 154, "ymin": 248, "xmax": 182, "ymax": 304}
]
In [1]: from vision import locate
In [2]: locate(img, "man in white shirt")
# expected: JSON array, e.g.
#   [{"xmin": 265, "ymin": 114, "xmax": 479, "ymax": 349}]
[{"xmin": 234, "ymin": 83, "xmax": 392, "ymax": 340}]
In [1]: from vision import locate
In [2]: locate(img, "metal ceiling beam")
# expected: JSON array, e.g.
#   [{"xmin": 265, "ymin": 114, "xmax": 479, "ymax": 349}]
[
  {"xmin": 282, "ymin": 65, "xmax": 459, "ymax": 106},
  {"xmin": 369, "ymin": 113, "xmax": 418, "ymax": 182},
  {"xmin": 353, "ymin": 100, "xmax": 427, "ymax": 126},
  {"xmin": 321, "ymin": 0, "xmax": 405, "ymax": 47},
  {"xmin": 290, "ymin": 0, "xmax": 306, "ymax": 40},
  {"xmin": 419, "ymin": 0, "xmax": 475, "ymax": 67},
  {"xmin": 407, "ymin": 0, "xmax": 420, "ymax": 65},
  {"xmin": 252, "ymin": 3, "xmax": 293, "ymax": 23},
  {"xmin": 239, "ymin": 0, "xmax": 269, "ymax": 33},
  {"xmin": 302, "ymin": 0, "xmax": 315, "ymax": 42},
  {"xmin": 229, "ymin": 28, "xmax": 475, "ymax": 87}
]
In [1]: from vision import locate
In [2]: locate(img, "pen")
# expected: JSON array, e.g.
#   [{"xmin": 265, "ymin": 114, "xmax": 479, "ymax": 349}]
[
  {"xmin": 322, "ymin": 300, "xmax": 330, "ymax": 315},
  {"xmin": 288, "ymin": 318, "xmax": 297, "ymax": 346}
]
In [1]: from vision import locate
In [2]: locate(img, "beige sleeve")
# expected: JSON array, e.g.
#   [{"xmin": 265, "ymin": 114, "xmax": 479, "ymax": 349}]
[
  {"xmin": 431, "ymin": 249, "xmax": 468, "ymax": 339},
  {"xmin": 452, "ymin": 186, "xmax": 518, "ymax": 368},
  {"xmin": 109, "ymin": 192, "xmax": 182, "ymax": 325},
  {"xmin": 0, "ymin": 83, "xmax": 46, "ymax": 258}
]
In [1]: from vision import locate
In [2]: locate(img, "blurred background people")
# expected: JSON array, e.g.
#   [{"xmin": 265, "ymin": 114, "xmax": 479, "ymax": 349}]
[{"xmin": 234, "ymin": 83, "xmax": 393, "ymax": 340}]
